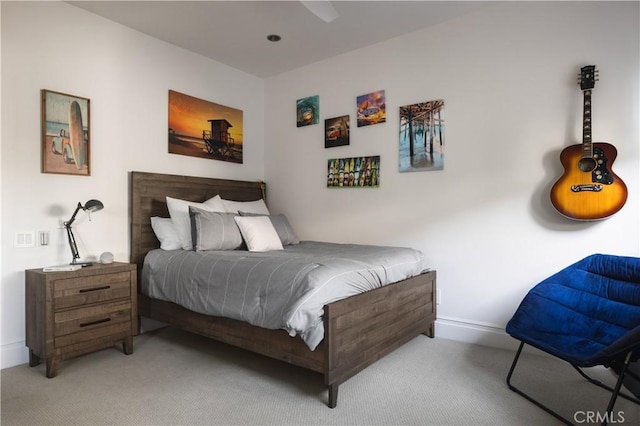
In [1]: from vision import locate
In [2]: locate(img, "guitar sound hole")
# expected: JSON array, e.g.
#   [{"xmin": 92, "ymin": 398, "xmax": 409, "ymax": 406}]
[{"xmin": 578, "ymin": 157, "xmax": 597, "ymax": 172}]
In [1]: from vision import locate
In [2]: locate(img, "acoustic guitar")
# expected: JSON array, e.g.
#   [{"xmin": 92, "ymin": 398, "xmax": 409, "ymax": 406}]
[{"xmin": 550, "ymin": 65, "xmax": 627, "ymax": 220}]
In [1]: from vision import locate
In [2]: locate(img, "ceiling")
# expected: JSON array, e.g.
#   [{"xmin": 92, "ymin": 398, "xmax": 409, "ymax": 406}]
[{"xmin": 68, "ymin": 1, "xmax": 489, "ymax": 78}]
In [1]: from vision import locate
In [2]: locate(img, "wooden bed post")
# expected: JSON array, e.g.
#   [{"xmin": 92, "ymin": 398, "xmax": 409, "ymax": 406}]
[{"xmin": 328, "ymin": 383, "xmax": 339, "ymax": 409}]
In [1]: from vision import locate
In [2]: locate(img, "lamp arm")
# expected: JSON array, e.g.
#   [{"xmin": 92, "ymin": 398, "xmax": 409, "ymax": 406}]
[
  {"xmin": 66, "ymin": 226, "xmax": 80, "ymax": 263},
  {"xmin": 62, "ymin": 199, "xmax": 102, "ymax": 266},
  {"xmin": 64, "ymin": 202, "xmax": 84, "ymax": 228}
]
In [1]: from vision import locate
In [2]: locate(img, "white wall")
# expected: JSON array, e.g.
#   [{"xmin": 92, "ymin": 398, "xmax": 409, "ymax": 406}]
[
  {"xmin": 264, "ymin": 2, "xmax": 640, "ymax": 347},
  {"xmin": 1, "ymin": 1, "xmax": 638, "ymax": 370},
  {"xmin": 1, "ymin": 1, "xmax": 264, "ymax": 368}
]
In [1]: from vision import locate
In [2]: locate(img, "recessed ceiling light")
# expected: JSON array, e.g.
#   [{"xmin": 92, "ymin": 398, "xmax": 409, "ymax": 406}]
[{"xmin": 266, "ymin": 34, "xmax": 281, "ymax": 42}]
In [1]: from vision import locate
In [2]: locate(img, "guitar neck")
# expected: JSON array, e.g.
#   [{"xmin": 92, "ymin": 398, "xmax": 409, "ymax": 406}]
[{"xmin": 582, "ymin": 89, "xmax": 593, "ymax": 157}]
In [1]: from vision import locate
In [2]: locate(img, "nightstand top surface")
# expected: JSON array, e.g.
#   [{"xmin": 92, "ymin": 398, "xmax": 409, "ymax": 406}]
[{"xmin": 27, "ymin": 262, "xmax": 135, "ymax": 277}]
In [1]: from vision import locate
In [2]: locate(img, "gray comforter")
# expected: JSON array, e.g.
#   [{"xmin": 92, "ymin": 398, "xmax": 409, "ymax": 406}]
[{"xmin": 141, "ymin": 241, "xmax": 428, "ymax": 350}]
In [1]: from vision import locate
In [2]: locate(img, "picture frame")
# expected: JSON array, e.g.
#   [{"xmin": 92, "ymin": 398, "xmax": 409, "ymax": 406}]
[
  {"xmin": 327, "ymin": 156, "xmax": 380, "ymax": 188},
  {"xmin": 168, "ymin": 90, "xmax": 243, "ymax": 164},
  {"xmin": 325, "ymin": 115, "xmax": 350, "ymax": 148},
  {"xmin": 399, "ymin": 99, "xmax": 444, "ymax": 172},
  {"xmin": 41, "ymin": 89, "xmax": 91, "ymax": 176},
  {"xmin": 356, "ymin": 90, "xmax": 386, "ymax": 127},
  {"xmin": 296, "ymin": 95, "xmax": 319, "ymax": 127}
]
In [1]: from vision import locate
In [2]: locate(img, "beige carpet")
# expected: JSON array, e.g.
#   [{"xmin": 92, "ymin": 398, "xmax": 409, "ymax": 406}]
[{"xmin": 1, "ymin": 327, "xmax": 638, "ymax": 425}]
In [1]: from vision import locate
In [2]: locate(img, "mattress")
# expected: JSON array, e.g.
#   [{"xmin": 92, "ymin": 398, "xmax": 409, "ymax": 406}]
[{"xmin": 141, "ymin": 241, "xmax": 429, "ymax": 349}]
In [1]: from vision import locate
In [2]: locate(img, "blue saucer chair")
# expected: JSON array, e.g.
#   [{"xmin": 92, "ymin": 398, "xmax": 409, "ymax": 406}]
[{"xmin": 506, "ymin": 254, "xmax": 640, "ymax": 425}]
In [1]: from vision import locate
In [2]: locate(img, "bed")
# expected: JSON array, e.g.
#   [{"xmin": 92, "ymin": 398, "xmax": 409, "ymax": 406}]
[{"xmin": 130, "ymin": 171, "xmax": 437, "ymax": 407}]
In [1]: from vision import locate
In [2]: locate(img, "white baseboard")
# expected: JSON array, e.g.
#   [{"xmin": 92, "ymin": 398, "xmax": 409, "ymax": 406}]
[
  {"xmin": 434, "ymin": 316, "xmax": 521, "ymax": 352},
  {"xmin": 2, "ymin": 341, "xmax": 29, "ymax": 370},
  {"xmin": 434, "ymin": 316, "xmax": 560, "ymax": 361}
]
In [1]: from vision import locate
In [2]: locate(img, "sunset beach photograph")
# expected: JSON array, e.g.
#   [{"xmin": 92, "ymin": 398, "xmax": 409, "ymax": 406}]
[{"xmin": 168, "ymin": 90, "xmax": 243, "ymax": 163}]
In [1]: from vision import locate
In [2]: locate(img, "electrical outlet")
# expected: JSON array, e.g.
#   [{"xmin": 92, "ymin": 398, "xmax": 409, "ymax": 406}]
[
  {"xmin": 15, "ymin": 231, "xmax": 36, "ymax": 248},
  {"xmin": 436, "ymin": 288, "xmax": 442, "ymax": 305}
]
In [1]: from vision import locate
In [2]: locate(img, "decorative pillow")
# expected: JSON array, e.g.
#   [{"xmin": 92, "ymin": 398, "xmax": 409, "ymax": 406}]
[
  {"xmin": 166, "ymin": 195, "xmax": 226, "ymax": 250},
  {"xmin": 189, "ymin": 207, "xmax": 243, "ymax": 251},
  {"xmin": 222, "ymin": 198, "xmax": 270, "ymax": 215},
  {"xmin": 150, "ymin": 217, "xmax": 182, "ymax": 250},
  {"xmin": 234, "ymin": 216, "xmax": 283, "ymax": 252},
  {"xmin": 238, "ymin": 212, "xmax": 300, "ymax": 246}
]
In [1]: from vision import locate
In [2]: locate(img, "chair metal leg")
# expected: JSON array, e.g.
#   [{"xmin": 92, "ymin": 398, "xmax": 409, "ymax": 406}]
[
  {"xmin": 571, "ymin": 357, "xmax": 640, "ymax": 406},
  {"xmin": 506, "ymin": 342, "xmax": 573, "ymax": 425},
  {"xmin": 601, "ymin": 359, "xmax": 628, "ymax": 426},
  {"xmin": 506, "ymin": 343, "xmax": 640, "ymax": 426}
]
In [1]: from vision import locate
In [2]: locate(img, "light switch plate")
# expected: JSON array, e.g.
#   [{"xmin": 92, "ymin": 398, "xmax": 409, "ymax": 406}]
[{"xmin": 15, "ymin": 231, "xmax": 36, "ymax": 248}]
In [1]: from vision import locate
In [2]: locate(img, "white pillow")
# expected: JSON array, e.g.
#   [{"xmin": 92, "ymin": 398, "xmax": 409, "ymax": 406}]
[
  {"xmin": 166, "ymin": 195, "xmax": 226, "ymax": 250},
  {"xmin": 150, "ymin": 217, "xmax": 182, "ymax": 250},
  {"xmin": 238, "ymin": 212, "xmax": 300, "ymax": 246},
  {"xmin": 234, "ymin": 216, "xmax": 283, "ymax": 252},
  {"xmin": 222, "ymin": 198, "xmax": 270, "ymax": 215}
]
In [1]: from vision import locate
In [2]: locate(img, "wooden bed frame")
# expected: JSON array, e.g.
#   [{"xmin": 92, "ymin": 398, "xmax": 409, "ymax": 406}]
[{"xmin": 130, "ymin": 171, "xmax": 436, "ymax": 407}]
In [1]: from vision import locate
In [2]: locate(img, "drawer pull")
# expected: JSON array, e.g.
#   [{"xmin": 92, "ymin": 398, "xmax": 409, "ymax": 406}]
[
  {"xmin": 79, "ymin": 318, "xmax": 111, "ymax": 327},
  {"xmin": 78, "ymin": 285, "xmax": 111, "ymax": 293}
]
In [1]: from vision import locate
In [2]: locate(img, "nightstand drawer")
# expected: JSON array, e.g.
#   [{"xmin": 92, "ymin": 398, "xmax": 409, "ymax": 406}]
[
  {"xmin": 55, "ymin": 321, "xmax": 132, "ymax": 349},
  {"xmin": 54, "ymin": 299, "xmax": 131, "ymax": 338},
  {"xmin": 54, "ymin": 271, "xmax": 132, "ymax": 309}
]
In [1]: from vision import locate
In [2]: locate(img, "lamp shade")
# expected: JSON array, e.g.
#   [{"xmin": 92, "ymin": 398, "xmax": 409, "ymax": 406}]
[{"xmin": 84, "ymin": 199, "xmax": 104, "ymax": 212}]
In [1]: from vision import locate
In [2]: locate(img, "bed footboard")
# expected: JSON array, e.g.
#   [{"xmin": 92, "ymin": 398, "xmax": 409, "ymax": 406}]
[
  {"xmin": 323, "ymin": 270, "xmax": 436, "ymax": 407},
  {"xmin": 138, "ymin": 270, "xmax": 436, "ymax": 408}
]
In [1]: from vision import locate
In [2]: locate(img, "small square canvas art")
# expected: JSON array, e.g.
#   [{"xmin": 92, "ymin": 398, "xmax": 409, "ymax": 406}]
[
  {"xmin": 296, "ymin": 95, "xmax": 319, "ymax": 127},
  {"xmin": 325, "ymin": 115, "xmax": 350, "ymax": 148},
  {"xmin": 356, "ymin": 90, "xmax": 386, "ymax": 127}
]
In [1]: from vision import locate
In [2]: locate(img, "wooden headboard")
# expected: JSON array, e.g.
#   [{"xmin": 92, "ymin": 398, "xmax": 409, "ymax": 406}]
[{"xmin": 129, "ymin": 171, "xmax": 266, "ymax": 285}]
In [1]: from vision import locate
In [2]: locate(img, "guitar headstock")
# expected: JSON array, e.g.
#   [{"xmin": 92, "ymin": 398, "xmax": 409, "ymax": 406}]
[{"xmin": 578, "ymin": 65, "xmax": 599, "ymax": 91}]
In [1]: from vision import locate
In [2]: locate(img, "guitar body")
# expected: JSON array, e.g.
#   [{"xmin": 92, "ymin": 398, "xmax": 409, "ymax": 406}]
[{"xmin": 550, "ymin": 142, "xmax": 627, "ymax": 220}]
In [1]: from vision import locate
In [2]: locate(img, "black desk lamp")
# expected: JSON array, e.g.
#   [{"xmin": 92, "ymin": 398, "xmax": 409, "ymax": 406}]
[{"xmin": 64, "ymin": 199, "xmax": 104, "ymax": 266}]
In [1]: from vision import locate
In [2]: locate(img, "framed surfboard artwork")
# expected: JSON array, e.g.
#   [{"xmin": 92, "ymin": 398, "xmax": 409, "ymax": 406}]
[{"xmin": 41, "ymin": 89, "xmax": 91, "ymax": 176}]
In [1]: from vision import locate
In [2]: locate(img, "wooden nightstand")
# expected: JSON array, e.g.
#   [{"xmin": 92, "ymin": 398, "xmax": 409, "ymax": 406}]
[{"xmin": 25, "ymin": 262, "xmax": 137, "ymax": 377}]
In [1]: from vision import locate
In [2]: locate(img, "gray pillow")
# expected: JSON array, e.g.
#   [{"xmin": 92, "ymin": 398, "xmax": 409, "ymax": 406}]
[
  {"xmin": 238, "ymin": 211, "xmax": 300, "ymax": 245},
  {"xmin": 189, "ymin": 206, "xmax": 243, "ymax": 251}
]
